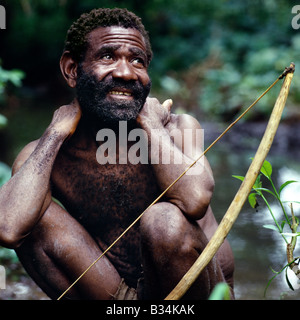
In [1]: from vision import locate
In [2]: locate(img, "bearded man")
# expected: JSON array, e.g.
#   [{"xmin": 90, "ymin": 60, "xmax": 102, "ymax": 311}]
[{"xmin": 0, "ymin": 8, "xmax": 234, "ymax": 300}]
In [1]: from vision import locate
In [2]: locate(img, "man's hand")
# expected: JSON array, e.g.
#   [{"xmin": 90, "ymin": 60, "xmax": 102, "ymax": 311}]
[
  {"xmin": 48, "ymin": 99, "xmax": 82, "ymax": 140},
  {"xmin": 137, "ymin": 97, "xmax": 173, "ymax": 128}
]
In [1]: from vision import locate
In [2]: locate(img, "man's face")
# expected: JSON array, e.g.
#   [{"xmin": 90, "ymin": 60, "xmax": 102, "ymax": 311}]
[{"xmin": 75, "ymin": 26, "xmax": 151, "ymax": 124}]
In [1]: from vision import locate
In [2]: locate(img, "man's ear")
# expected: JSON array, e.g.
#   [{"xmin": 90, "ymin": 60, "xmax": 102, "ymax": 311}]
[{"xmin": 60, "ymin": 51, "xmax": 78, "ymax": 88}]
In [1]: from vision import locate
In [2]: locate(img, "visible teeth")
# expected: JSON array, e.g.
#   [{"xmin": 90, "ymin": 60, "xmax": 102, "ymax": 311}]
[{"xmin": 110, "ymin": 91, "xmax": 132, "ymax": 96}]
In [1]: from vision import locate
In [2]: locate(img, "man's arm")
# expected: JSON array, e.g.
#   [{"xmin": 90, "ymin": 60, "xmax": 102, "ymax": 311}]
[
  {"xmin": 0, "ymin": 101, "xmax": 81, "ymax": 248},
  {"xmin": 137, "ymin": 97, "xmax": 214, "ymax": 220}
]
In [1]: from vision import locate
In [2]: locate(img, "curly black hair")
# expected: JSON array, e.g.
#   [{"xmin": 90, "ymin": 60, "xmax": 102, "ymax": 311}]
[{"xmin": 63, "ymin": 8, "xmax": 153, "ymax": 64}]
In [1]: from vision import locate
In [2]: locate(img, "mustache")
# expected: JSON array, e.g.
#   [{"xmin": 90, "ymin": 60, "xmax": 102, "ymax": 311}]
[
  {"xmin": 76, "ymin": 65, "xmax": 150, "ymax": 99},
  {"xmin": 99, "ymin": 77, "xmax": 146, "ymax": 97}
]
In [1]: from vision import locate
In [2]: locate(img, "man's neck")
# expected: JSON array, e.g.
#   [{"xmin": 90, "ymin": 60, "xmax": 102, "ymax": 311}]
[{"xmin": 82, "ymin": 114, "xmax": 138, "ymax": 132}]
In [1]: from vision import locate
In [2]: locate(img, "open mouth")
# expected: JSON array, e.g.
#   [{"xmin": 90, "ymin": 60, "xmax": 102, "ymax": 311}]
[
  {"xmin": 110, "ymin": 91, "xmax": 132, "ymax": 96},
  {"xmin": 109, "ymin": 90, "xmax": 133, "ymax": 98}
]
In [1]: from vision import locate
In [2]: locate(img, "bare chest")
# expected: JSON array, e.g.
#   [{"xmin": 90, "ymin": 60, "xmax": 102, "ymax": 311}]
[{"xmin": 51, "ymin": 145, "xmax": 160, "ymax": 237}]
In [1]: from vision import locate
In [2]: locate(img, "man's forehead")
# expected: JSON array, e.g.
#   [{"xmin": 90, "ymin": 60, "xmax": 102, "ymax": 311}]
[{"xmin": 86, "ymin": 26, "xmax": 147, "ymax": 52}]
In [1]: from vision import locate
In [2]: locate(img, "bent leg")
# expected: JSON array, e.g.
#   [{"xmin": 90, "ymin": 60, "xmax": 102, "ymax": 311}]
[
  {"xmin": 197, "ymin": 205, "xmax": 235, "ymax": 291},
  {"xmin": 15, "ymin": 201, "xmax": 121, "ymax": 300},
  {"xmin": 140, "ymin": 202, "xmax": 225, "ymax": 300}
]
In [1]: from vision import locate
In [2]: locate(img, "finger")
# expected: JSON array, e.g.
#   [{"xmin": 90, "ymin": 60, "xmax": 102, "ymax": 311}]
[{"xmin": 162, "ymin": 99, "xmax": 173, "ymax": 111}]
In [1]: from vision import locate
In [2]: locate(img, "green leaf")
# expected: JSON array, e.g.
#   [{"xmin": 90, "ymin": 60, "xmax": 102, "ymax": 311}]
[
  {"xmin": 208, "ymin": 283, "xmax": 231, "ymax": 300},
  {"xmin": 0, "ymin": 114, "xmax": 7, "ymax": 129},
  {"xmin": 279, "ymin": 180, "xmax": 298, "ymax": 196},
  {"xmin": 261, "ymin": 160, "xmax": 272, "ymax": 179},
  {"xmin": 0, "ymin": 162, "xmax": 11, "ymax": 186},
  {"xmin": 232, "ymin": 175, "xmax": 245, "ymax": 182},
  {"xmin": 253, "ymin": 174, "xmax": 262, "ymax": 189},
  {"xmin": 263, "ymin": 224, "xmax": 278, "ymax": 232},
  {"xmin": 269, "ymin": 266, "xmax": 280, "ymax": 274},
  {"xmin": 281, "ymin": 220, "xmax": 287, "ymax": 230},
  {"xmin": 253, "ymin": 187, "xmax": 276, "ymax": 197},
  {"xmin": 248, "ymin": 193, "xmax": 258, "ymax": 209}
]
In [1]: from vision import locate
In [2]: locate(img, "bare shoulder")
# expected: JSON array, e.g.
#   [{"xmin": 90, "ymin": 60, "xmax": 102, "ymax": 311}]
[
  {"xmin": 12, "ymin": 139, "xmax": 40, "ymax": 175},
  {"xmin": 167, "ymin": 113, "xmax": 202, "ymax": 131}
]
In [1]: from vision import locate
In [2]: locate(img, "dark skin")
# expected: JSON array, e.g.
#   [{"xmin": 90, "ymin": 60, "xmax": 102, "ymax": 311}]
[{"xmin": 0, "ymin": 26, "xmax": 234, "ymax": 299}]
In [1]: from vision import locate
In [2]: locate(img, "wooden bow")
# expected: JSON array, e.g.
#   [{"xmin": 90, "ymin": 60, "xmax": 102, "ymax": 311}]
[{"xmin": 165, "ymin": 62, "xmax": 295, "ymax": 300}]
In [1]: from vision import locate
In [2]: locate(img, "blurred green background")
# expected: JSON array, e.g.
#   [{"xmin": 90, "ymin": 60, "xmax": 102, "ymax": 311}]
[
  {"xmin": 1, "ymin": 0, "xmax": 300, "ymax": 163},
  {"xmin": 1, "ymin": 0, "xmax": 300, "ymax": 300}
]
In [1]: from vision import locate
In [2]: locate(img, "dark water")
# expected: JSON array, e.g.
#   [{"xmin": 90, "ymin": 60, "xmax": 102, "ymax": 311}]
[
  {"xmin": 205, "ymin": 121, "xmax": 300, "ymax": 300},
  {"xmin": 1, "ymin": 114, "xmax": 300, "ymax": 300}
]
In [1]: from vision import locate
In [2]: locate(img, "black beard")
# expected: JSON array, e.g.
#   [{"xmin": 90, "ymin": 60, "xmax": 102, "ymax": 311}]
[{"xmin": 76, "ymin": 65, "xmax": 151, "ymax": 125}]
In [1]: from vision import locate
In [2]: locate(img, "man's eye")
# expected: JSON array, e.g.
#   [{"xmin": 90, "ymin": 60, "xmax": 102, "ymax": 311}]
[
  {"xmin": 132, "ymin": 58, "xmax": 145, "ymax": 67},
  {"xmin": 101, "ymin": 54, "xmax": 113, "ymax": 61}
]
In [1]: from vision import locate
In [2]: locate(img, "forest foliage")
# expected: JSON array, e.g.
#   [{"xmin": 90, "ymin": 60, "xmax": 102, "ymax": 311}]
[{"xmin": 1, "ymin": 0, "xmax": 300, "ymax": 121}]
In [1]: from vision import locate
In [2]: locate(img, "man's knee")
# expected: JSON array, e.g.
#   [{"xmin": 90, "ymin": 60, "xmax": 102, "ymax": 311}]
[
  {"xmin": 140, "ymin": 202, "xmax": 203, "ymax": 255},
  {"xmin": 141, "ymin": 202, "xmax": 182, "ymax": 240}
]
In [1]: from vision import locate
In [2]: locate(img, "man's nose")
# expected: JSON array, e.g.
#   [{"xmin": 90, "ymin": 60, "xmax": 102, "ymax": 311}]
[{"xmin": 112, "ymin": 59, "xmax": 138, "ymax": 81}]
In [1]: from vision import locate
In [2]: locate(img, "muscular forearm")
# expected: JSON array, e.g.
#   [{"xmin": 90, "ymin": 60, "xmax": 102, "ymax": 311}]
[
  {"xmin": 0, "ymin": 129, "xmax": 65, "ymax": 248},
  {"xmin": 0, "ymin": 102, "xmax": 81, "ymax": 248},
  {"xmin": 142, "ymin": 120, "xmax": 214, "ymax": 219}
]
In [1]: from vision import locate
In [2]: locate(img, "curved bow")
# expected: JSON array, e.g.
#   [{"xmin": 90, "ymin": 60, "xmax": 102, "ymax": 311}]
[{"xmin": 165, "ymin": 62, "xmax": 295, "ymax": 300}]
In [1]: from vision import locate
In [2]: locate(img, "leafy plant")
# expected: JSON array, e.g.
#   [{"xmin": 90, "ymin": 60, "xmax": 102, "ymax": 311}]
[
  {"xmin": 0, "ymin": 161, "xmax": 11, "ymax": 187},
  {"xmin": 0, "ymin": 114, "xmax": 7, "ymax": 129},
  {"xmin": 208, "ymin": 282, "xmax": 231, "ymax": 300},
  {"xmin": 2, "ymin": 0, "xmax": 300, "ymax": 121},
  {"xmin": 0, "ymin": 65, "xmax": 25, "ymax": 96},
  {"xmin": 233, "ymin": 159, "xmax": 300, "ymax": 296},
  {"xmin": 0, "ymin": 60, "xmax": 25, "ymax": 129}
]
